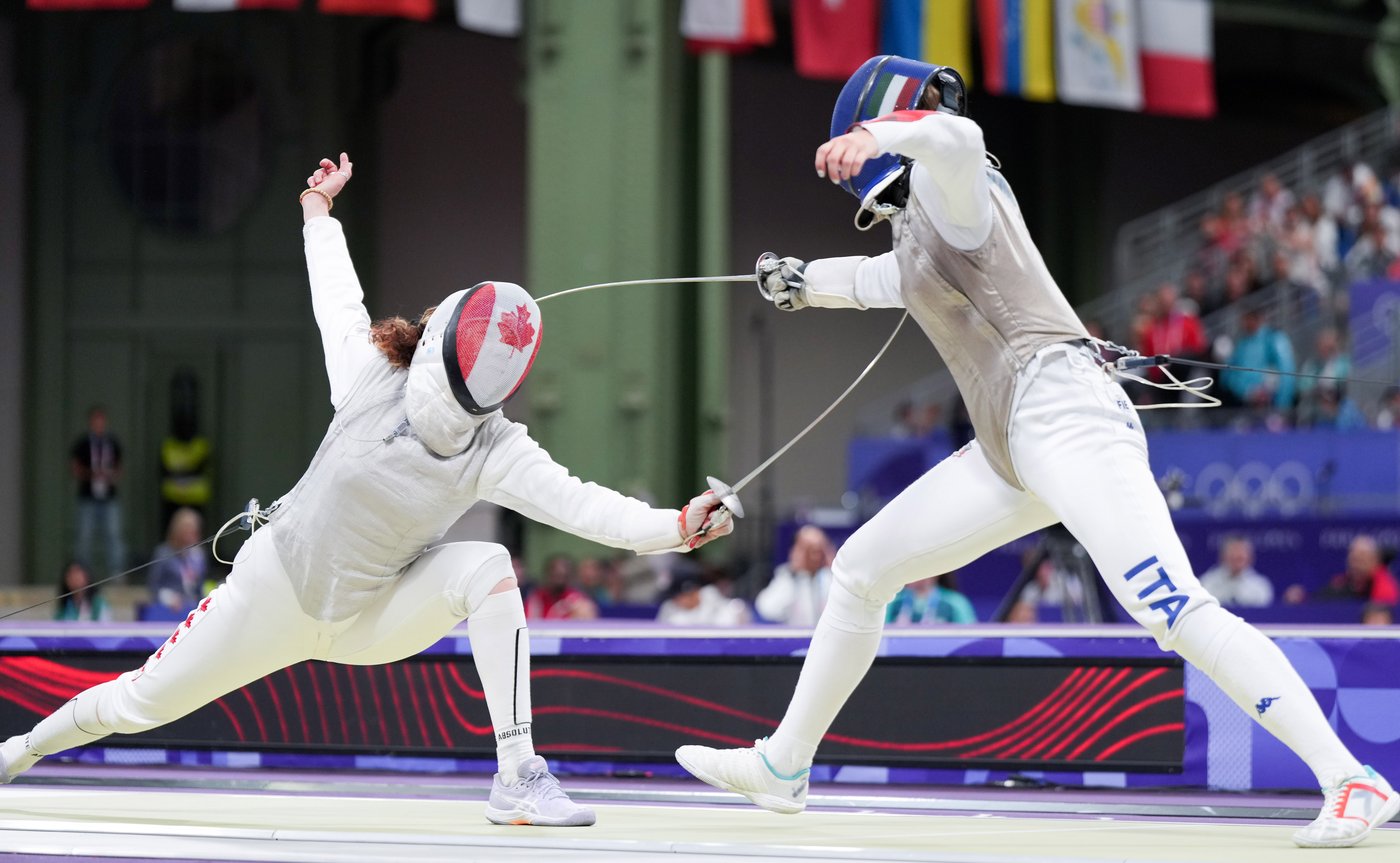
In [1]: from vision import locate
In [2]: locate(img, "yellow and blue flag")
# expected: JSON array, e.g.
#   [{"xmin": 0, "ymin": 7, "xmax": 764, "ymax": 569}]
[{"xmin": 977, "ymin": 0, "xmax": 1054, "ymax": 101}]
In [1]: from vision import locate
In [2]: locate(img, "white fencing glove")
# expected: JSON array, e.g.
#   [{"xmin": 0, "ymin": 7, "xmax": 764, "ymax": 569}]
[
  {"xmin": 677, "ymin": 490, "xmax": 734, "ymax": 550},
  {"xmin": 756, "ymin": 253, "xmax": 810, "ymax": 311}
]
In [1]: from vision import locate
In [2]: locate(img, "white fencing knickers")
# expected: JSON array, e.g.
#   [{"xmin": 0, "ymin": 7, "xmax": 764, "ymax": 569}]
[
  {"xmin": 22, "ymin": 528, "xmax": 511, "ymax": 756},
  {"xmin": 769, "ymin": 343, "xmax": 1365, "ymax": 788}
]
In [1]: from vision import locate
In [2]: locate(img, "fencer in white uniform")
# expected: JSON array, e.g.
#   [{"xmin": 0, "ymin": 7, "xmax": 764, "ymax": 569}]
[
  {"xmin": 0, "ymin": 154, "xmax": 732, "ymax": 827},
  {"xmin": 675, "ymin": 58, "xmax": 1396, "ymax": 849}
]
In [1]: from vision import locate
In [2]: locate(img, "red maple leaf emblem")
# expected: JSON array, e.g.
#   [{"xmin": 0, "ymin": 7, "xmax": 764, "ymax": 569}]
[{"xmin": 497, "ymin": 304, "xmax": 536, "ymax": 356}]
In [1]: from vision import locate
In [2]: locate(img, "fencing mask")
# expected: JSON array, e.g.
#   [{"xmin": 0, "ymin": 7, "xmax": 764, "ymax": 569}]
[{"xmin": 405, "ymin": 281, "xmax": 541, "ymax": 456}]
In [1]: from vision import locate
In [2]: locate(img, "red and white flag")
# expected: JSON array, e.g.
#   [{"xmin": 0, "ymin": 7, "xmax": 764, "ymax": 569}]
[
  {"xmin": 173, "ymin": 0, "xmax": 298, "ymax": 10},
  {"xmin": 456, "ymin": 0, "xmax": 520, "ymax": 35},
  {"xmin": 681, "ymin": 0, "xmax": 775, "ymax": 53},
  {"xmin": 317, "ymin": 0, "xmax": 434, "ymax": 20},
  {"xmin": 1139, "ymin": 0, "xmax": 1215, "ymax": 117},
  {"xmin": 27, "ymin": 0, "xmax": 149, "ymax": 8},
  {"xmin": 792, "ymin": 0, "xmax": 878, "ymax": 80}
]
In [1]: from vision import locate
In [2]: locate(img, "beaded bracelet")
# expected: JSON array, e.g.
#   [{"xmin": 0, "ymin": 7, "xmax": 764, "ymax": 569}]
[{"xmin": 299, "ymin": 188, "xmax": 333, "ymax": 211}]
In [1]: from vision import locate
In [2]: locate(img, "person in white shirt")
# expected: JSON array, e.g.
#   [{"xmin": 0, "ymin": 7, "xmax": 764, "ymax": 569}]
[
  {"xmin": 755, "ymin": 525, "xmax": 833, "ymax": 626},
  {"xmin": 675, "ymin": 56, "xmax": 1395, "ymax": 849},
  {"xmin": 0, "ymin": 154, "xmax": 732, "ymax": 828},
  {"xmin": 1200, "ymin": 536, "xmax": 1274, "ymax": 608}
]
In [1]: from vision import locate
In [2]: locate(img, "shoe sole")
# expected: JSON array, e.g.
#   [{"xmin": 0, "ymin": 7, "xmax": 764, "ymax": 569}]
[
  {"xmin": 675, "ymin": 749, "xmax": 805, "ymax": 815},
  {"xmin": 484, "ymin": 805, "xmax": 596, "ymax": 827},
  {"xmin": 1293, "ymin": 791, "xmax": 1400, "ymax": 848}
]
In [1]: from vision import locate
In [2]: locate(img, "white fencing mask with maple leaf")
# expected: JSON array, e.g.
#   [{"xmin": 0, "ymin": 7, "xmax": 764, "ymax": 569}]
[{"xmin": 404, "ymin": 281, "xmax": 542, "ymax": 456}]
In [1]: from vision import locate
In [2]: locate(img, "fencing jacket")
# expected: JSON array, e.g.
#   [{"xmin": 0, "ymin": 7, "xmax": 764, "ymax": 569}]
[
  {"xmin": 266, "ymin": 218, "xmax": 683, "ymax": 622},
  {"xmin": 801, "ymin": 113, "xmax": 1088, "ymax": 489}
]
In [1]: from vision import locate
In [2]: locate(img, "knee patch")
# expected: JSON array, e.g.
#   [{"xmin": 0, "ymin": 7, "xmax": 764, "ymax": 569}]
[{"xmin": 455, "ymin": 548, "xmax": 513, "ymax": 618}]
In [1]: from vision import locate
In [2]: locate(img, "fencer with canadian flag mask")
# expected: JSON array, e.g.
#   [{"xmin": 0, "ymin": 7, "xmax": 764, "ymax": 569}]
[
  {"xmin": 0, "ymin": 152, "xmax": 733, "ymax": 828},
  {"xmin": 674, "ymin": 60, "xmax": 1398, "ymax": 849}
]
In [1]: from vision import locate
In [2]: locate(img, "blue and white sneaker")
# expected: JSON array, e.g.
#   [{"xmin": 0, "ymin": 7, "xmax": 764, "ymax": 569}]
[
  {"xmin": 675, "ymin": 738, "xmax": 810, "ymax": 814},
  {"xmin": 1294, "ymin": 766, "xmax": 1400, "ymax": 848},
  {"xmin": 484, "ymin": 756, "xmax": 596, "ymax": 827}
]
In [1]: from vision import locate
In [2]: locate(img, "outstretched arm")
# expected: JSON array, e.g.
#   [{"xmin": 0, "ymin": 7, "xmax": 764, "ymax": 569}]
[
  {"xmin": 300, "ymin": 153, "xmax": 379, "ymax": 408},
  {"xmin": 478, "ymin": 421, "xmax": 731, "ymax": 554},
  {"xmin": 759, "ymin": 252, "xmax": 903, "ymax": 311}
]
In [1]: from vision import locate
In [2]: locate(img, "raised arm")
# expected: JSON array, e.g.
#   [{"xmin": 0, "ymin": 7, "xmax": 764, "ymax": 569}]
[
  {"xmin": 299, "ymin": 153, "xmax": 379, "ymax": 408},
  {"xmin": 478, "ymin": 421, "xmax": 731, "ymax": 554},
  {"xmin": 817, "ymin": 112, "xmax": 992, "ymax": 249}
]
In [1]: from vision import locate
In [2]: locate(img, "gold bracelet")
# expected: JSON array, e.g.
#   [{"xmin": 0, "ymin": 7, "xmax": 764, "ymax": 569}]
[{"xmin": 299, "ymin": 187, "xmax": 334, "ymax": 211}]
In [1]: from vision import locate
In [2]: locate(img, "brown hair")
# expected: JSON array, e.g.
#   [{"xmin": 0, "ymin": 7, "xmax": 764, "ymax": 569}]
[{"xmin": 371, "ymin": 306, "xmax": 436, "ymax": 369}]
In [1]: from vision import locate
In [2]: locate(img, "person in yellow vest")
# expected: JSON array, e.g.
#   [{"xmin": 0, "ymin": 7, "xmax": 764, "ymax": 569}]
[{"xmin": 160, "ymin": 369, "xmax": 212, "ymax": 526}]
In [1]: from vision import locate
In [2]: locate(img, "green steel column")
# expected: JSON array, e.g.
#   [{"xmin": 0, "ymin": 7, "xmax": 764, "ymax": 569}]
[
  {"xmin": 523, "ymin": 0, "xmax": 698, "ymax": 566},
  {"xmin": 695, "ymin": 52, "xmax": 731, "ymax": 542}
]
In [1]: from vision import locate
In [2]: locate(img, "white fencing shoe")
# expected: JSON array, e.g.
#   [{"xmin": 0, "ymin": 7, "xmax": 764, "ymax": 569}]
[
  {"xmin": 1293, "ymin": 766, "xmax": 1399, "ymax": 848},
  {"xmin": 484, "ymin": 756, "xmax": 596, "ymax": 827},
  {"xmin": 675, "ymin": 738, "xmax": 810, "ymax": 815}
]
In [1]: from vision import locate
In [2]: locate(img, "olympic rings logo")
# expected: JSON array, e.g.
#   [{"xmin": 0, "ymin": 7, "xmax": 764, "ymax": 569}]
[{"xmin": 1189, "ymin": 460, "xmax": 1315, "ymax": 517}]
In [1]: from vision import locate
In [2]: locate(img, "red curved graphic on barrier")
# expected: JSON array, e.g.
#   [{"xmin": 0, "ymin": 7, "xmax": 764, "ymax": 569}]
[
  {"xmin": 1095, "ymin": 723, "xmax": 1187, "ymax": 761},
  {"xmin": 1067, "ymin": 689, "xmax": 1186, "ymax": 760},
  {"xmin": 0, "ymin": 655, "xmax": 1182, "ymax": 766}
]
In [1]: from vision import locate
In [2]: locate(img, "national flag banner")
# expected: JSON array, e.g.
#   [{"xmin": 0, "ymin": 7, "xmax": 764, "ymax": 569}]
[
  {"xmin": 881, "ymin": 0, "xmax": 922, "ymax": 58},
  {"xmin": 978, "ymin": 0, "xmax": 1054, "ymax": 102},
  {"xmin": 1054, "ymin": 0, "xmax": 1141, "ymax": 110},
  {"xmin": 793, "ymin": 0, "xmax": 879, "ymax": 80},
  {"xmin": 173, "ymin": 0, "xmax": 299, "ymax": 10},
  {"xmin": 681, "ymin": 0, "xmax": 775, "ymax": 53},
  {"xmin": 924, "ymin": 0, "xmax": 973, "ymax": 85},
  {"xmin": 1139, "ymin": 0, "xmax": 1214, "ymax": 117},
  {"xmin": 880, "ymin": 0, "xmax": 974, "ymax": 86},
  {"xmin": 456, "ymin": 0, "xmax": 521, "ymax": 36},
  {"xmin": 317, "ymin": 0, "xmax": 434, "ymax": 20},
  {"xmin": 27, "ymin": 0, "xmax": 149, "ymax": 8}
]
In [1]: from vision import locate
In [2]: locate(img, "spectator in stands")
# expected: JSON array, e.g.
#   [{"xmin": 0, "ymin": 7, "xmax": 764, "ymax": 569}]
[
  {"xmin": 70, "ymin": 405, "xmax": 126, "ymax": 581},
  {"xmin": 1323, "ymin": 161, "xmax": 1379, "ymax": 233},
  {"xmin": 1362, "ymin": 602, "xmax": 1394, "ymax": 626},
  {"xmin": 1199, "ymin": 536, "xmax": 1273, "ymax": 608},
  {"xmin": 1249, "ymin": 173, "xmax": 1295, "ymax": 235},
  {"xmin": 148, "ymin": 507, "xmax": 209, "ymax": 615},
  {"xmin": 1221, "ymin": 308, "xmax": 1296, "ymax": 417},
  {"xmin": 1288, "ymin": 535, "xmax": 1400, "ymax": 608},
  {"xmin": 1218, "ymin": 192, "xmax": 1251, "ymax": 256},
  {"xmin": 656, "ymin": 566, "xmax": 751, "ymax": 626},
  {"xmin": 756, "ymin": 525, "xmax": 834, "ymax": 626},
  {"xmin": 885, "ymin": 572, "xmax": 976, "ymax": 624},
  {"xmin": 1308, "ymin": 384, "xmax": 1368, "ymax": 431},
  {"xmin": 1142, "ymin": 281, "xmax": 1208, "ymax": 397},
  {"xmin": 575, "ymin": 557, "xmax": 619, "ymax": 610},
  {"xmin": 1343, "ymin": 201, "xmax": 1400, "ymax": 282},
  {"xmin": 524, "ymin": 554, "xmax": 598, "ymax": 620},
  {"xmin": 1299, "ymin": 192, "xmax": 1340, "ymax": 277},
  {"xmin": 1181, "ymin": 267, "xmax": 1223, "ymax": 319},
  {"xmin": 1374, "ymin": 385, "xmax": 1400, "ymax": 429},
  {"xmin": 1297, "ymin": 328, "xmax": 1352, "ymax": 424},
  {"xmin": 55, "ymin": 560, "xmax": 110, "ymax": 623}
]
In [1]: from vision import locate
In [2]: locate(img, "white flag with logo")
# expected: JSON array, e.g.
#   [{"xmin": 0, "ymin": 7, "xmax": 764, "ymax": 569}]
[
  {"xmin": 1054, "ymin": 0, "xmax": 1142, "ymax": 110},
  {"xmin": 456, "ymin": 0, "xmax": 521, "ymax": 36}
]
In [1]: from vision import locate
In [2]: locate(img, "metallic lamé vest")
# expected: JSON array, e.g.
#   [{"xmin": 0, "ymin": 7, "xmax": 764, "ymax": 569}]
[
  {"xmin": 265, "ymin": 357, "xmax": 502, "ymax": 622},
  {"xmin": 892, "ymin": 171, "xmax": 1089, "ymax": 489}
]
